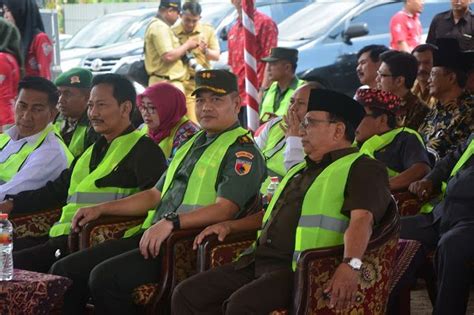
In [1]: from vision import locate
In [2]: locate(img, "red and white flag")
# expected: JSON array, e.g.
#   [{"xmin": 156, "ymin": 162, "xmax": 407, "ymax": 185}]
[{"xmin": 242, "ymin": 0, "xmax": 260, "ymax": 132}]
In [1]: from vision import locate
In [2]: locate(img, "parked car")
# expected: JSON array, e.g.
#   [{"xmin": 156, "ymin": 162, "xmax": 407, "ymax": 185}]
[
  {"xmin": 61, "ymin": 9, "xmax": 156, "ymax": 72},
  {"xmin": 280, "ymin": 0, "xmax": 451, "ymax": 96},
  {"xmin": 80, "ymin": 0, "xmax": 313, "ymax": 89}
]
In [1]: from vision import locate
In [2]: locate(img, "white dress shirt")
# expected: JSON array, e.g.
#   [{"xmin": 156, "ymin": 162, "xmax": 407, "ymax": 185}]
[
  {"xmin": 0, "ymin": 124, "xmax": 69, "ymax": 201},
  {"xmin": 255, "ymin": 117, "xmax": 305, "ymax": 172}
]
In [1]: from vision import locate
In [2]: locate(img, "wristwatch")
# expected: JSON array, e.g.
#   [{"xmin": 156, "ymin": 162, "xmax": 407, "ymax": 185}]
[
  {"xmin": 162, "ymin": 212, "xmax": 180, "ymax": 230},
  {"xmin": 342, "ymin": 257, "xmax": 363, "ymax": 271}
]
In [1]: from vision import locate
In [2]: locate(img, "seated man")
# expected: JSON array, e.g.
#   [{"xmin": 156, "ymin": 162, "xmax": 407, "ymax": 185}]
[
  {"xmin": 49, "ymin": 70, "xmax": 266, "ymax": 314},
  {"xmin": 401, "ymin": 133, "xmax": 474, "ymax": 315},
  {"xmin": 418, "ymin": 38, "xmax": 474, "ymax": 161},
  {"xmin": 0, "ymin": 73, "xmax": 167, "ymax": 260},
  {"xmin": 255, "ymin": 82, "xmax": 320, "ymax": 192},
  {"xmin": 53, "ymin": 67, "xmax": 99, "ymax": 157},
  {"xmin": 0, "ymin": 76, "xmax": 72, "ymax": 201},
  {"xmin": 259, "ymin": 47, "xmax": 305, "ymax": 122},
  {"xmin": 172, "ymin": 89, "xmax": 393, "ymax": 314},
  {"xmin": 355, "ymin": 88, "xmax": 431, "ymax": 191}
]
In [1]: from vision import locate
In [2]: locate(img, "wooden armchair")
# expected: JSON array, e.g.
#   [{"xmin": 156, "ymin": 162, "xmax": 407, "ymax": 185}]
[
  {"xmin": 198, "ymin": 203, "xmax": 400, "ymax": 314},
  {"xmin": 11, "ymin": 209, "xmax": 61, "ymax": 239}
]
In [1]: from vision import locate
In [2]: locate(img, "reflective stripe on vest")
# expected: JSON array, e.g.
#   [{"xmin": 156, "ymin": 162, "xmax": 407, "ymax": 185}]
[
  {"xmin": 259, "ymin": 79, "xmax": 305, "ymax": 122},
  {"xmin": 260, "ymin": 117, "xmax": 287, "ymax": 194},
  {"xmin": 0, "ymin": 125, "xmax": 73, "ymax": 183},
  {"xmin": 139, "ymin": 116, "xmax": 190, "ymax": 159},
  {"xmin": 49, "ymin": 131, "xmax": 144, "ymax": 237},
  {"xmin": 359, "ymin": 127, "xmax": 424, "ymax": 177},
  {"xmin": 124, "ymin": 126, "xmax": 251, "ymax": 237},
  {"xmin": 242, "ymin": 152, "xmax": 363, "ymax": 270},
  {"xmin": 421, "ymin": 137, "xmax": 474, "ymax": 214}
]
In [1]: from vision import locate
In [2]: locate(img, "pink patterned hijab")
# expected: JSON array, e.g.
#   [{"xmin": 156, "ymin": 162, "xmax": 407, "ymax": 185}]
[{"xmin": 137, "ymin": 82, "xmax": 187, "ymax": 144}]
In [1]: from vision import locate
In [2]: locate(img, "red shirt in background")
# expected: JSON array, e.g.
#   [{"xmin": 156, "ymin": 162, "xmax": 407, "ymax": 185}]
[
  {"xmin": 390, "ymin": 10, "xmax": 422, "ymax": 51},
  {"xmin": 0, "ymin": 52, "xmax": 20, "ymax": 127},
  {"xmin": 228, "ymin": 10, "xmax": 278, "ymax": 103},
  {"xmin": 25, "ymin": 32, "xmax": 53, "ymax": 80}
]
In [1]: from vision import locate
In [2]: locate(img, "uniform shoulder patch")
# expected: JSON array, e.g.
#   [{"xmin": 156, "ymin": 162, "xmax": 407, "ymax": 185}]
[
  {"xmin": 235, "ymin": 151, "xmax": 254, "ymax": 160},
  {"xmin": 235, "ymin": 158, "xmax": 252, "ymax": 176}
]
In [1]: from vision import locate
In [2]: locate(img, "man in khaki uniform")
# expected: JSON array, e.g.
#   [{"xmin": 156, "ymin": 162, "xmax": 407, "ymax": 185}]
[
  {"xmin": 144, "ymin": 0, "xmax": 198, "ymax": 91},
  {"xmin": 173, "ymin": 2, "xmax": 220, "ymax": 123}
]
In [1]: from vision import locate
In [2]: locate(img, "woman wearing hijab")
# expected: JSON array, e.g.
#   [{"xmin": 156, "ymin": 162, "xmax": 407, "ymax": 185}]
[
  {"xmin": 137, "ymin": 82, "xmax": 200, "ymax": 160},
  {"xmin": 3, "ymin": 0, "xmax": 53, "ymax": 79},
  {"xmin": 0, "ymin": 18, "xmax": 22, "ymax": 131}
]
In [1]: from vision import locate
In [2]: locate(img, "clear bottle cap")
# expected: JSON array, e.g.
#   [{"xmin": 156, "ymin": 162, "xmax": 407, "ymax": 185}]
[{"xmin": 270, "ymin": 177, "xmax": 280, "ymax": 183}]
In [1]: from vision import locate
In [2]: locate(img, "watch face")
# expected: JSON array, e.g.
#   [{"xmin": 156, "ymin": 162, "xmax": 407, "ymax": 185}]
[{"xmin": 350, "ymin": 258, "xmax": 363, "ymax": 270}]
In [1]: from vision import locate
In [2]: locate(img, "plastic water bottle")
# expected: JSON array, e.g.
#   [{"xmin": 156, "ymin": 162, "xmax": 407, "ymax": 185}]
[
  {"xmin": 266, "ymin": 177, "xmax": 280, "ymax": 204},
  {"xmin": 0, "ymin": 213, "xmax": 13, "ymax": 281}
]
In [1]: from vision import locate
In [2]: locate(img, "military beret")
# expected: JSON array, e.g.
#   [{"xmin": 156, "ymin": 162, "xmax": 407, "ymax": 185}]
[
  {"xmin": 307, "ymin": 89, "xmax": 365, "ymax": 130},
  {"xmin": 355, "ymin": 88, "xmax": 401, "ymax": 115},
  {"xmin": 261, "ymin": 47, "xmax": 299, "ymax": 64},
  {"xmin": 192, "ymin": 69, "xmax": 238, "ymax": 96},
  {"xmin": 54, "ymin": 68, "xmax": 93, "ymax": 89}
]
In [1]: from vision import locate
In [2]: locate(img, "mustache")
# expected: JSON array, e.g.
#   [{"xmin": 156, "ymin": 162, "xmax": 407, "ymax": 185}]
[{"xmin": 418, "ymin": 70, "xmax": 430, "ymax": 76}]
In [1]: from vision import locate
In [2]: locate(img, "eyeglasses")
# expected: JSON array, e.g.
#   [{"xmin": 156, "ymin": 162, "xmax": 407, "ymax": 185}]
[
  {"xmin": 299, "ymin": 117, "xmax": 336, "ymax": 129},
  {"xmin": 377, "ymin": 70, "xmax": 397, "ymax": 78},
  {"xmin": 138, "ymin": 106, "xmax": 157, "ymax": 115}
]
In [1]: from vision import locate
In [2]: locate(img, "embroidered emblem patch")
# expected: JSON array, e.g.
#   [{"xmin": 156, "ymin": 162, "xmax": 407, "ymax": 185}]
[
  {"xmin": 235, "ymin": 151, "xmax": 254, "ymax": 160},
  {"xmin": 235, "ymin": 158, "xmax": 252, "ymax": 176},
  {"xmin": 70, "ymin": 76, "xmax": 81, "ymax": 84}
]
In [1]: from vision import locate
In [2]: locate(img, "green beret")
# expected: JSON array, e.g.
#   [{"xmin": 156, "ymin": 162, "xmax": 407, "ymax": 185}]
[{"xmin": 54, "ymin": 68, "xmax": 93, "ymax": 89}]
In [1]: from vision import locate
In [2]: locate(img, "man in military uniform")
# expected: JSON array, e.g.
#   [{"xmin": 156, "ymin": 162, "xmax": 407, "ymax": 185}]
[
  {"xmin": 172, "ymin": 1, "xmax": 220, "ymax": 123},
  {"xmin": 0, "ymin": 74, "xmax": 167, "ymax": 264},
  {"xmin": 401, "ymin": 133, "xmax": 474, "ymax": 315},
  {"xmin": 355, "ymin": 88, "xmax": 431, "ymax": 191},
  {"xmin": 144, "ymin": 0, "xmax": 198, "ymax": 90},
  {"xmin": 172, "ymin": 89, "xmax": 392, "ymax": 314},
  {"xmin": 53, "ymin": 67, "xmax": 99, "ymax": 157},
  {"xmin": 49, "ymin": 70, "xmax": 266, "ymax": 314},
  {"xmin": 259, "ymin": 47, "xmax": 305, "ymax": 122},
  {"xmin": 418, "ymin": 38, "xmax": 474, "ymax": 161}
]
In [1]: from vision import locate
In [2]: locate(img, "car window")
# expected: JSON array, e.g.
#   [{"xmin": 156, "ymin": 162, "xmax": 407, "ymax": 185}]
[
  {"xmin": 278, "ymin": 1, "xmax": 359, "ymax": 41},
  {"xmin": 270, "ymin": 3, "xmax": 308, "ymax": 24},
  {"xmin": 129, "ymin": 18, "xmax": 153, "ymax": 40},
  {"xmin": 419, "ymin": 2, "xmax": 451, "ymax": 27},
  {"xmin": 350, "ymin": 3, "xmax": 400, "ymax": 36},
  {"xmin": 64, "ymin": 15, "xmax": 137, "ymax": 49}
]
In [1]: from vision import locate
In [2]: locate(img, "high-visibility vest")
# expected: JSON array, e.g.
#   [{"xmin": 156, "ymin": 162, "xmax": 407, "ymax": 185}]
[
  {"xmin": 260, "ymin": 117, "xmax": 286, "ymax": 194},
  {"xmin": 420, "ymin": 137, "xmax": 474, "ymax": 214},
  {"xmin": 124, "ymin": 126, "xmax": 250, "ymax": 237},
  {"xmin": 49, "ymin": 131, "xmax": 144, "ymax": 237},
  {"xmin": 0, "ymin": 125, "xmax": 73, "ymax": 185},
  {"xmin": 259, "ymin": 79, "xmax": 305, "ymax": 122},
  {"xmin": 139, "ymin": 116, "xmax": 191, "ymax": 159},
  {"xmin": 54, "ymin": 119, "xmax": 89, "ymax": 158},
  {"xmin": 359, "ymin": 127, "xmax": 425, "ymax": 177},
  {"xmin": 244, "ymin": 152, "xmax": 364, "ymax": 271}
]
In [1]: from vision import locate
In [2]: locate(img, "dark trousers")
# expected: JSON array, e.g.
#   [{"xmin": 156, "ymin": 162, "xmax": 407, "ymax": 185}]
[
  {"xmin": 171, "ymin": 263, "xmax": 293, "ymax": 315},
  {"xmin": 13, "ymin": 235, "xmax": 69, "ymax": 273},
  {"xmin": 50, "ymin": 234, "xmax": 162, "ymax": 315},
  {"xmin": 398, "ymin": 214, "xmax": 474, "ymax": 315}
]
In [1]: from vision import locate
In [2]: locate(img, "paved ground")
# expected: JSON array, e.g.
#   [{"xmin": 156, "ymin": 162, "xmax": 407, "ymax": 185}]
[{"xmin": 411, "ymin": 286, "xmax": 474, "ymax": 314}]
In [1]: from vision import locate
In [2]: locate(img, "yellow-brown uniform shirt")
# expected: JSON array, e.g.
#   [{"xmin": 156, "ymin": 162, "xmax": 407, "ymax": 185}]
[
  {"xmin": 144, "ymin": 17, "xmax": 187, "ymax": 88},
  {"xmin": 172, "ymin": 22, "xmax": 220, "ymax": 123}
]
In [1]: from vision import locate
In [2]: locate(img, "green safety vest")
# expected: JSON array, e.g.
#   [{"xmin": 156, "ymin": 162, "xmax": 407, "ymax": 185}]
[
  {"xmin": 139, "ymin": 116, "xmax": 191, "ymax": 159},
  {"xmin": 49, "ymin": 131, "xmax": 144, "ymax": 237},
  {"xmin": 420, "ymin": 137, "xmax": 474, "ymax": 214},
  {"xmin": 124, "ymin": 126, "xmax": 250, "ymax": 237},
  {"xmin": 259, "ymin": 79, "xmax": 305, "ymax": 122},
  {"xmin": 0, "ymin": 125, "xmax": 73, "ymax": 185},
  {"xmin": 54, "ymin": 118, "xmax": 89, "ymax": 158},
  {"xmin": 260, "ymin": 117, "xmax": 287, "ymax": 194},
  {"xmin": 244, "ymin": 151, "xmax": 364, "ymax": 271},
  {"xmin": 359, "ymin": 127, "xmax": 425, "ymax": 177}
]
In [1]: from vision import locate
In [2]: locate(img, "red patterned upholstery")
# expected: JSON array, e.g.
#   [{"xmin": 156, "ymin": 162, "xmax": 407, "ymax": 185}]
[
  {"xmin": 392, "ymin": 191, "xmax": 423, "ymax": 217},
  {"xmin": 11, "ymin": 209, "xmax": 61, "ymax": 239},
  {"xmin": 198, "ymin": 204, "xmax": 400, "ymax": 315}
]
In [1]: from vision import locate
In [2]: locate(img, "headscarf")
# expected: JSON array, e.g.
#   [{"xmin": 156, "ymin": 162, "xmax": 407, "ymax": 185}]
[
  {"xmin": 4, "ymin": 0, "xmax": 45, "ymax": 59},
  {"xmin": 137, "ymin": 82, "xmax": 188, "ymax": 144},
  {"xmin": 0, "ymin": 18, "xmax": 23, "ymax": 70}
]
